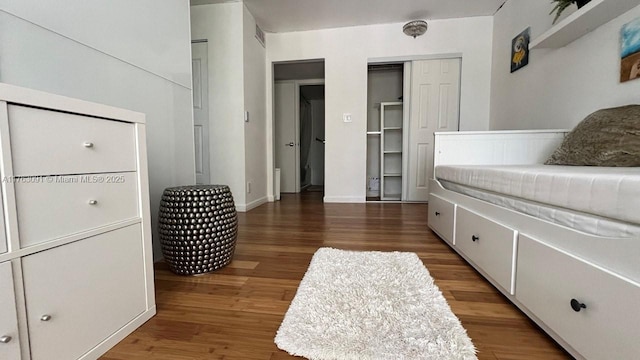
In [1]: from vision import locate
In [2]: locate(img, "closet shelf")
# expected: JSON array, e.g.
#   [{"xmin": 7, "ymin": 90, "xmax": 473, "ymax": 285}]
[
  {"xmin": 383, "ymin": 150, "xmax": 402, "ymax": 154},
  {"xmin": 383, "ymin": 173, "xmax": 401, "ymax": 177},
  {"xmin": 367, "ymin": 131, "xmax": 381, "ymax": 135},
  {"xmin": 530, "ymin": 0, "xmax": 639, "ymax": 49},
  {"xmin": 384, "ymin": 127, "xmax": 402, "ymax": 130}
]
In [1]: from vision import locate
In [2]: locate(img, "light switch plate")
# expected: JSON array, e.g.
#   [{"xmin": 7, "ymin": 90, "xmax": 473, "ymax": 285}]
[{"xmin": 343, "ymin": 113, "xmax": 352, "ymax": 123}]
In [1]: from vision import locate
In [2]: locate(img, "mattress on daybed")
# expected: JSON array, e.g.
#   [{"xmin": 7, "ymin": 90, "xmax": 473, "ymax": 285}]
[{"xmin": 435, "ymin": 164, "xmax": 640, "ymax": 237}]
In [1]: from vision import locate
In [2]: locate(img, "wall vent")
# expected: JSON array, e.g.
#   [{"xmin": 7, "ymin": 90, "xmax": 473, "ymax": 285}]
[{"xmin": 255, "ymin": 24, "xmax": 266, "ymax": 48}]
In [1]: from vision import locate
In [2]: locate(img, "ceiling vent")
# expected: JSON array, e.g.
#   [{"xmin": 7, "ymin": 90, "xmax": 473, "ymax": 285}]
[{"xmin": 255, "ymin": 24, "xmax": 266, "ymax": 48}]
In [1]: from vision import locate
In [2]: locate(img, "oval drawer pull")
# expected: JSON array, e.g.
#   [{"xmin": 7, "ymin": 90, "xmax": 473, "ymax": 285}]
[
  {"xmin": 88, "ymin": 199, "xmax": 98, "ymax": 205},
  {"xmin": 435, "ymin": 212, "xmax": 440, "ymax": 216},
  {"xmin": 472, "ymin": 235, "xmax": 479, "ymax": 242},
  {"xmin": 83, "ymin": 142, "xmax": 94, "ymax": 148},
  {"xmin": 40, "ymin": 314, "xmax": 52, "ymax": 322},
  {"xmin": 570, "ymin": 299, "xmax": 587, "ymax": 312},
  {"xmin": 0, "ymin": 335, "xmax": 11, "ymax": 343}
]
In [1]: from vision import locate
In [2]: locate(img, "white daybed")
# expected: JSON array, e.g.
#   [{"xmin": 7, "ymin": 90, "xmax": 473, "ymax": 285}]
[{"xmin": 427, "ymin": 130, "xmax": 640, "ymax": 360}]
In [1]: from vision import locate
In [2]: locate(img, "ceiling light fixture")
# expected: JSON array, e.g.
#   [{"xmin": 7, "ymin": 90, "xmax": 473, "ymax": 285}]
[{"xmin": 403, "ymin": 20, "xmax": 428, "ymax": 39}]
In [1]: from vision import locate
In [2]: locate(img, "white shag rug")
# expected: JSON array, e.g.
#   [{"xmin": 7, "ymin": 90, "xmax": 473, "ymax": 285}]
[{"xmin": 275, "ymin": 248, "xmax": 477, "ymax": 360}]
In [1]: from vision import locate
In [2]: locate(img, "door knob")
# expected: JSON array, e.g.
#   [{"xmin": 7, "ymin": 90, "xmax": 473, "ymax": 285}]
[
  {"xmin": 472, "ymin": 235, "xmax": 480, "ymax": 242},
  {"xmin": 0, "ymin": 335, "xmax": 11, "ymax": 343},
  {"xmin": 286, "ymin": 142, "xmax": 295, "ymax": 147},
  {"xmin": 83, "ymin": 142, "xmax": 94, "ymax": 148},
  {"xmin": 40, "ymin": 315, "xmax": 52, "ymax": 322}
]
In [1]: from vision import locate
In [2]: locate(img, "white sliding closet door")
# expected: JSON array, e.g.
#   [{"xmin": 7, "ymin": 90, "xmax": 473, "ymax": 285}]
[{"xmin": 407, "ymin": 58, "xmax": 460, "ymax": 201}]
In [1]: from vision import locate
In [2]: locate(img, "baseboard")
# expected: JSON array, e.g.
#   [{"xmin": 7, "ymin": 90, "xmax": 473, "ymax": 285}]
[
  {"xmin": 323, "ymin": 196, "xmax": 365, "ymax": 203},
  {"xmin": 267, "ymin": 195, "xmax": 275, "ymax": 202},
  {"xmin": 236, "ymin": 196, "xmax": 268, "ymax": 212}
]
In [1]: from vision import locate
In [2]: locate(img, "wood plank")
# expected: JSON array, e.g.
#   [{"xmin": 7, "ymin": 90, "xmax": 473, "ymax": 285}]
[{"xmin": 101, "ymin": 191, "xmax": 571, "ymax": 360}]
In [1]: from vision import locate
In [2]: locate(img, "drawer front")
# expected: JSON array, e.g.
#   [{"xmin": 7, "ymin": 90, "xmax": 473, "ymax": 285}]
[
  {"xmin": 455, "ymin": 207, "xmax": 517, "ymax": 294},
  {"xmin": 8, "ymin": 105, "xmax": 136, "ymax": 176},
  {"xmin": 22, "ymin": 224, "xmax": 146, "ymax": 360},
  {"xmin": 428, "ymin": 194, "xmax": 456, "ymax": 245},
  {"xmin": 516, "ymin": 235, "xmax": 640, "ymax": 360},
  {"xmin": 16, "ymin": 172, "xmax": 139, "ymax": 248},
  {"xmin": 0, "ymin": 262, "xmax": 21, "ymax": 360}
]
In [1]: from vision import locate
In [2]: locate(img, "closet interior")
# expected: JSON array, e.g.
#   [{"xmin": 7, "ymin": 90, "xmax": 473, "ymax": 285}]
[{"xmin": 366, "ymin": 63, "xmax": 405, "ymax": 201}]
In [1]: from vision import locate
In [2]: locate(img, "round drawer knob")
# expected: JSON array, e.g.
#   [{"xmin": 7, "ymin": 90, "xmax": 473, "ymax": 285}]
[
  {"xmin": 83, "ymin": 142, "xmax": 94, "ymax": 148},
  {"xmin": 88, "ymin": 199, "xmax": 98, "ymax": 205},
  {"xmin": 472, "ymin": 235, "xmax": 480, "ymax": 242},
  {"xmin": 40, "ymin": 315, "xmax": 52, "ymax": 322},
  {"xmin": 0, "ymin": 335, "xmax": 12, "ymax": 344},
  {"xmin": 435, "ymin": 212, "xmax": 441, "ymax": 216},
  {"xmin": 570, "ymin": 299, "xmax": 587, "ymax": 312}
]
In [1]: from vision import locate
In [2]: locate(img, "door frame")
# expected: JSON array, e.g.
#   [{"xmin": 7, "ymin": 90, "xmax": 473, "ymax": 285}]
[{"xmin": 273, "ymin": 78, "xmax": 325, "ymax": 194}]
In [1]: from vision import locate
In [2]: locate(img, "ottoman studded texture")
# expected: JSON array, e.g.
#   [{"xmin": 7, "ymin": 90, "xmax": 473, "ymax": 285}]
[{"xmin": 158, "ymin": 185, "xmax": 238, "ymax": 275}]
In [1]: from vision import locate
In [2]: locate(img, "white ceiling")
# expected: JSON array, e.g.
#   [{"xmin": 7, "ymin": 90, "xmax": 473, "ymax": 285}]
[{"xmin": 191, "ymin": 0, "xmax": 506, "ymax": 33}]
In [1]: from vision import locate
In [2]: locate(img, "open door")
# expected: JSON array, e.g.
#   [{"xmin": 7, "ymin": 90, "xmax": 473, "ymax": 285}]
[{"xmin": 274, "ymin": 81, "xmax": 299, "ymax": 193}]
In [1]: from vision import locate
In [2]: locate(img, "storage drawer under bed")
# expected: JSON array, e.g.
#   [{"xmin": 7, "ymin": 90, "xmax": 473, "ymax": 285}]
[
  {"xmin": 516, "ymin": 234, "xmax": 640, "ymax": 360},
  {"xmin": 428, "ymin": 193, "xmax": 456, "ymax": 245}
]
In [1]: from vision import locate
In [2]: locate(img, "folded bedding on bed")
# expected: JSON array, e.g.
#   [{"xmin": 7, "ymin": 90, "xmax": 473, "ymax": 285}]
[{"xmin": 435, "ymin": 164, "xmax": 640, "ymax": 226}]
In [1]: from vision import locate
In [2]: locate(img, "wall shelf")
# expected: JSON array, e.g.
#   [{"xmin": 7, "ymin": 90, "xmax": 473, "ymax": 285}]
[{"xmin": 530, "ymin": 0, "xmax": 639, "ymax": 49}]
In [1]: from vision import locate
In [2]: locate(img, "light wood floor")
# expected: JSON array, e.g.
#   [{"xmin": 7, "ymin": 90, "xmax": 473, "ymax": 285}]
[{"xmin": 101, "ymin": 191, "xmax": 571, "ymax": 360}]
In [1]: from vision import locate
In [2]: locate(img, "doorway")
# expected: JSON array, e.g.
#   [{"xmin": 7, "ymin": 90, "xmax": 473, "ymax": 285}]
[{"xmin": 273, "ymin": 60, "xmax": 325, "ymax": 195}]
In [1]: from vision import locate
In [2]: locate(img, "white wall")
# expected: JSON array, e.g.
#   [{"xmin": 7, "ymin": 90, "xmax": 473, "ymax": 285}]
[
  {"xmin": 491, "ymin": 1, "xmax": 640, "ymax": 130},
  {"xmin": 191, "ymin": 3, "xmax": 269, "ymax": 211},
  {"xmin": 0, "ymin": 1, "xmax": 194, "ymax": 261},
  {"xmin": 243, "ymin": 5, "xmax": 268, "ymax": 210},
  {"xmin": 266, "ymin": 17, "xmax": 494, "ymax": 202},
  {"xmin": 191, "ymin": 3, "xmax": 247, "ymax": 207}
]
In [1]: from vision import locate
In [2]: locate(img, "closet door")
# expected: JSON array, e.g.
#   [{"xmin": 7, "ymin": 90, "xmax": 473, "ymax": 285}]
[{"xmin": 407, "ymin": 58, "xmax": 460, "ymax": 201}]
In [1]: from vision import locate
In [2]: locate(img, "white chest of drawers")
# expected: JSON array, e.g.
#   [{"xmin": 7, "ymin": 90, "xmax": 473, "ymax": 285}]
[{"xmin": 0, "ymin": 83, "xmax": 156, "ymax": 360}]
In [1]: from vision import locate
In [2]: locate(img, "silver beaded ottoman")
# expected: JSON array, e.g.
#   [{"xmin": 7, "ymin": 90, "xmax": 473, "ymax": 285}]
[{"xmin": 158, "ymin": 185, "xmax": 238, "ymax": 275}]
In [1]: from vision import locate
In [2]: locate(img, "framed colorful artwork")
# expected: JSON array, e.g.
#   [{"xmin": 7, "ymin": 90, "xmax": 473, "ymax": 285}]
[
  {"xmin": 511, "ymin": 27, "xmax": 530, "ymax": 73},
  {"xmin": 621, "ymin": 17, "xmax": 640, "ymax": 83}
]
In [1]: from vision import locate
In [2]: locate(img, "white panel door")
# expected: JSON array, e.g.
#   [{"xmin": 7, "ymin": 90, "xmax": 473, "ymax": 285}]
[
  {"xmin": 0, "ymin": 262, "xmax": 21, "ymax": 360},
  {"xmin": 407, "ymin": 59, "xmax": 460, "ymax": 201},
  {"xmin": 192, "ymin": 42, "xmax": 211, "ymax": 185},
  {"xmin": 274, "ymin": 81, "xmax": 299, "ymax": 193}
]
